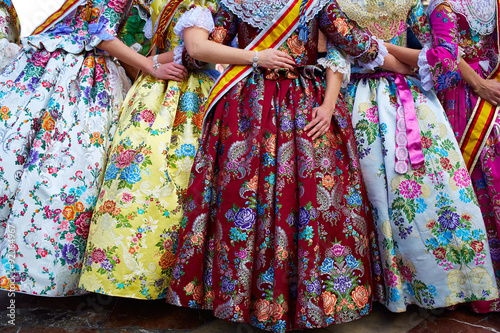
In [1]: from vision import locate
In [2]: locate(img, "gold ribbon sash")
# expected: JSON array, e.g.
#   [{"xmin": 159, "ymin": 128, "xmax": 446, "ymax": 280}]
[{"xmin": 150, "ymin": 0, "xmax": 184, "ymax": 50}]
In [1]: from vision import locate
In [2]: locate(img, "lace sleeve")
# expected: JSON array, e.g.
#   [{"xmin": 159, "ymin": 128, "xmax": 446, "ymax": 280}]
[{"xmin": 318, "ymin": 40, "xmax": 351, "ymax": 87}]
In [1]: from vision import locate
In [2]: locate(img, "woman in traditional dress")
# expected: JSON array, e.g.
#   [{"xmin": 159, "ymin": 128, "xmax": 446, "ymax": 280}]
[
  {"xmin": 79, "ymin": 0, "xmax": 219, "ymax": 300},
  {"xmin": 119, "ymin": 0, "xmax": 154, "ymax": 80},
  {"xmin": 0, "ymin": 0, "xmax": 185, "ymax": 296},
  {"xmin": 165, "ymin": 0, "xmax": 417, "ymax": 330},
  {"xmin": 386, "ymin": 0, "xmax": 500, "ymax": 313},
  {"xmin": 334, "ymin": 0, "xmax": 498, "ymax": 312},
  {"xmin": 0, "ymin": 0, "xmax": 21, "ymax": 72}
]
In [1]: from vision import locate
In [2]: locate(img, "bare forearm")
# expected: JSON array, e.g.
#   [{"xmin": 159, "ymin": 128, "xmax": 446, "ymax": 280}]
[
  {"xmin": 458, "ymin": 59, "xmax": 482, "ymax": 90},
  {"xmin": 184, "ymin": 27, "xmax": 253, "ymax": 65},
  {"xmin": 99, "ymin": 38, "xmax": 155, "ymax": 74},
  {"xmin": 148, "ymin": 50, "xmax": 175, "ymax": 64},
  {"xmin": 323, "ymin": 68, "xmax": 343, "ymax": 107},
  {"xmin": 385, "ymin": 43, "xmax": 420, "ymax": 68}
]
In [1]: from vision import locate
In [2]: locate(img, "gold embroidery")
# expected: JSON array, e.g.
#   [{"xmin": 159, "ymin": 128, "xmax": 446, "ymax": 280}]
[{"xmin": 337, "ymin": 0, "xmax": 416, "ymax": 41}]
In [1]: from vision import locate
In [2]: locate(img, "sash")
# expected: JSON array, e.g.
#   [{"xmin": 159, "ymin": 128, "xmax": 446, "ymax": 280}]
[
  {"xmin": 203, "ymin": 0, "xmax": 318, "ymax": 116},
  {"xmin": 31, "ymin": 0, "xmax": 87, "ymax": 35},
  {"xmin": 0, "ymin": 0, "xmax": 20, "ymax": 42},
  {"xmin": 150, "ymin": 0, "xmax": 184, "ymax": 50},
  {"xmin": 459, "ymin": 0, "xmax": 500, "ymax": 173}
]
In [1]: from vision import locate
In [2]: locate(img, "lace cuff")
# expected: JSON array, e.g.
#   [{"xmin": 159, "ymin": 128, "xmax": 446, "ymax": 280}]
[
  {"xmin": 173, "ymin": 7, "xmax": 215, "ymax": 37},
  {"xmin": 418, "ymin": 45, "xmax": 433, "ymax": 91},
  {"xmin": 173, "ymin": 44, "xmax": 184, "ymax": 64},
  {"xmin": 318, "ymin": 58, "xmax": 351, "ymax": 88},
  {"xmin": 357, "ymin": 36, "xmax": 387, "ymax": 71},
  {"xmin": 88, "ymin": 22, "xmax": 115, "ymax": 50}
]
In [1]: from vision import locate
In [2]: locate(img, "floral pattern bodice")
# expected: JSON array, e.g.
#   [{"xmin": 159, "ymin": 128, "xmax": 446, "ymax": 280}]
[
  {"xmin": 25, "ymin": 0, "xmax": 130, "ymax": 54},
  {"xmin": 208, "ymin": 0, "xmax": 380, "ymax": 67}
]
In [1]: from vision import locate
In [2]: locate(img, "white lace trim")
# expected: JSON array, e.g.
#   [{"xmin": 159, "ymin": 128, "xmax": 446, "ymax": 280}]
[
  {"xmin": 358, "ymin": 37, "xmax": 387, "ymax": 71},
  {"xmin": 318, "ymin": 58, "xmax": 351, "ymax": 88},
  {"xmin": 427, "ymin": 0, "xmax": 495, "ymax": 35},
  {"xmin": 144, "ymin": 17, "xmax": 153, "ymax": 39},
  {"xmin": 220, "ymin": 0, "xmax": 330, "ymax": 30},
  {"xmin": 130, "ymin": 42, "xmax": 143, "ymax": 52},
  {"xmin": 135, "ymin": 2, "xmax": 151, "ymax": 22},
  {"xmin": 173, "ymin": 7, "xmax": 215, "ymax": 37},
  {"xmin": 417, "ymin": 45, "xmax": 433, "ymax": 91},
  {"xmin": 173, "ymin": 44, "xmax": 184, "ymax": 64},
  {"xmin": 173, "ymin": 7, "xmax": 214, "ymax": 65}
]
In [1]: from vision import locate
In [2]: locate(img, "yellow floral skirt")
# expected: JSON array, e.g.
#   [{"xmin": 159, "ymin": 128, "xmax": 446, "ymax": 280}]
[{"xmin": 79, "ymin": 71, "xmax": 215, "ymax": 299}]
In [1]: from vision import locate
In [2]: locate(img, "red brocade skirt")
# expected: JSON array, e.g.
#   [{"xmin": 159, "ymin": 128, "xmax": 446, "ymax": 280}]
[{"xmin": 166, "ymin": 66, "xmax": 381, "ymax": 332}]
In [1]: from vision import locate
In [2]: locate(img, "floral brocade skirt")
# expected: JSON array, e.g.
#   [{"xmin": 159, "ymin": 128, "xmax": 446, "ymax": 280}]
[
  {"xmin": 0, "ymin": 47, "xmax": 126, "ymax": 296},
  {"xmin": 346, "ymin": 75, "xmax": 498, "ymax": 312},
  {"xmin": 79, "ymin": 71, "xmax": 216, "ymax": 299},
  {"xmin": 438, "ymin": 87, "xmax": 500, "ymax": 313},
  {"xmin": 166, "ymin": 66, "xmax": 380, "ymax": 332}
]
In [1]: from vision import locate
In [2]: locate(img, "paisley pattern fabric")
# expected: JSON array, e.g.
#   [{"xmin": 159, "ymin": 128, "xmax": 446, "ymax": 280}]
[
  {"xmin": 0, "ymin": 2, "xmax": 21, "ymax": 72},
  {"xmin": 0, "ymin": 0, "xmax": 130, "ymax": 296},
  {"xmin": 79, "ymin": 0, "xmax": 218, "ymax": 300},
  {"xmin": 166, "ymin": 1, "xmax": 387, "ymax": 332},
  {"xmin": 421, "ymin": 2, "xmax": 500, "ymax": 313},
  {"xmin": 340, "ymin": 0, "xmax": 498, "ymax": 312}
]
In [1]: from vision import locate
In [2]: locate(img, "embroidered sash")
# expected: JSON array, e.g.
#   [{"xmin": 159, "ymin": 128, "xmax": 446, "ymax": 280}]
[
  {"xmin": 203, "ymin": 0, "xmax": 319, "ymax": 117},
  {"xmin": 0, "ymin": 0, "xmax": 20, "ymax": 42},
  {"xmin": 459, "ymin": 0, "xmax": 500, "ymax": 173},
  {"xmin": 150, "ymin": 0, "xmax": 184, "ymax": 50}
]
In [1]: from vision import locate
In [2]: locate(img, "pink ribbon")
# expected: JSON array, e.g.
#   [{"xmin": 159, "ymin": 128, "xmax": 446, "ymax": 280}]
[{"xmin": 394, "ymin": 74, "xmax": 424, "ymax": 174}]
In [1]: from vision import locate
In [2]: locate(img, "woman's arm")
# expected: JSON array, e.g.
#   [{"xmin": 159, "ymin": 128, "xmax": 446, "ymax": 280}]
[
  {"xmin": 318, "ymin": 0, "xmax": 412, "ymax": 75},
  {"xmin": 459, "ymin": 60, "xmax": 500, "ymax": 106},
  {"xmin": 304, "ymin": 68, "xmax": 343, "ymax": 140},
  {"xmin": 384, "ymin": 43, "xmax": 420, "ymax": 68},
  {"xmin": 99, "ymin": 38, "xmax": 187, "ymax": 81},
  {"xmin": 183, "ymin": 27, "xmax": 295, "ymax": 69}
]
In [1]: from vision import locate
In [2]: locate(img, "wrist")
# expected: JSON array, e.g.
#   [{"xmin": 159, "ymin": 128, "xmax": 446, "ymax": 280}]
[
  {"xmin": 145, "ymin": 58, "xmax": 155, "ymax": 75},
  {"xmin": 472, "ymin": 78, "xmax": 485, "ymax": 93}
]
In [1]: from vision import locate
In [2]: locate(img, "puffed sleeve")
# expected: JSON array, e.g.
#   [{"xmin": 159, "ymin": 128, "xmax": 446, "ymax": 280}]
[
  {"xmin": 173, "ymin": 6, "xmax": 215, "ymax": 64},
  {"xmin": 417, "ymin": 4, "xmax": 462, "ymax": 91},
  {"xmin": 181, "ymin": 2, "xmax": 237, "ymax": 69},
  {"xmin": 318, "ymin": 0, "xmax": 387, "ymax": 71}
]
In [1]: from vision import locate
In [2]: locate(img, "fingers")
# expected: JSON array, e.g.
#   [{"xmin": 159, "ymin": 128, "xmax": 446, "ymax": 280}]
[
  {"xmin": 304, "ymin": 108, "xmax": 318, "ymax": 131},
  {"xmin": 312, "ymin": 124, "xmax": 329, "ymax": 140}
]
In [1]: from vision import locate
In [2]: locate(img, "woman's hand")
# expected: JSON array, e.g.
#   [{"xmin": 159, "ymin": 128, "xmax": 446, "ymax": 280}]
[
  {"xmin": 152, "ymin": 62, "xmax": 188, "ymax": 81},
  {"xmin": 304, "ymin": 103, "xmax": 335, "ymax": 140},
  {"xmin": 475, "ymin": 78, "xmax": 500, "ymax": 106},
  {"xmin": 257, "ymin": 49, "xmax": 295, "ymax": 70}
]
